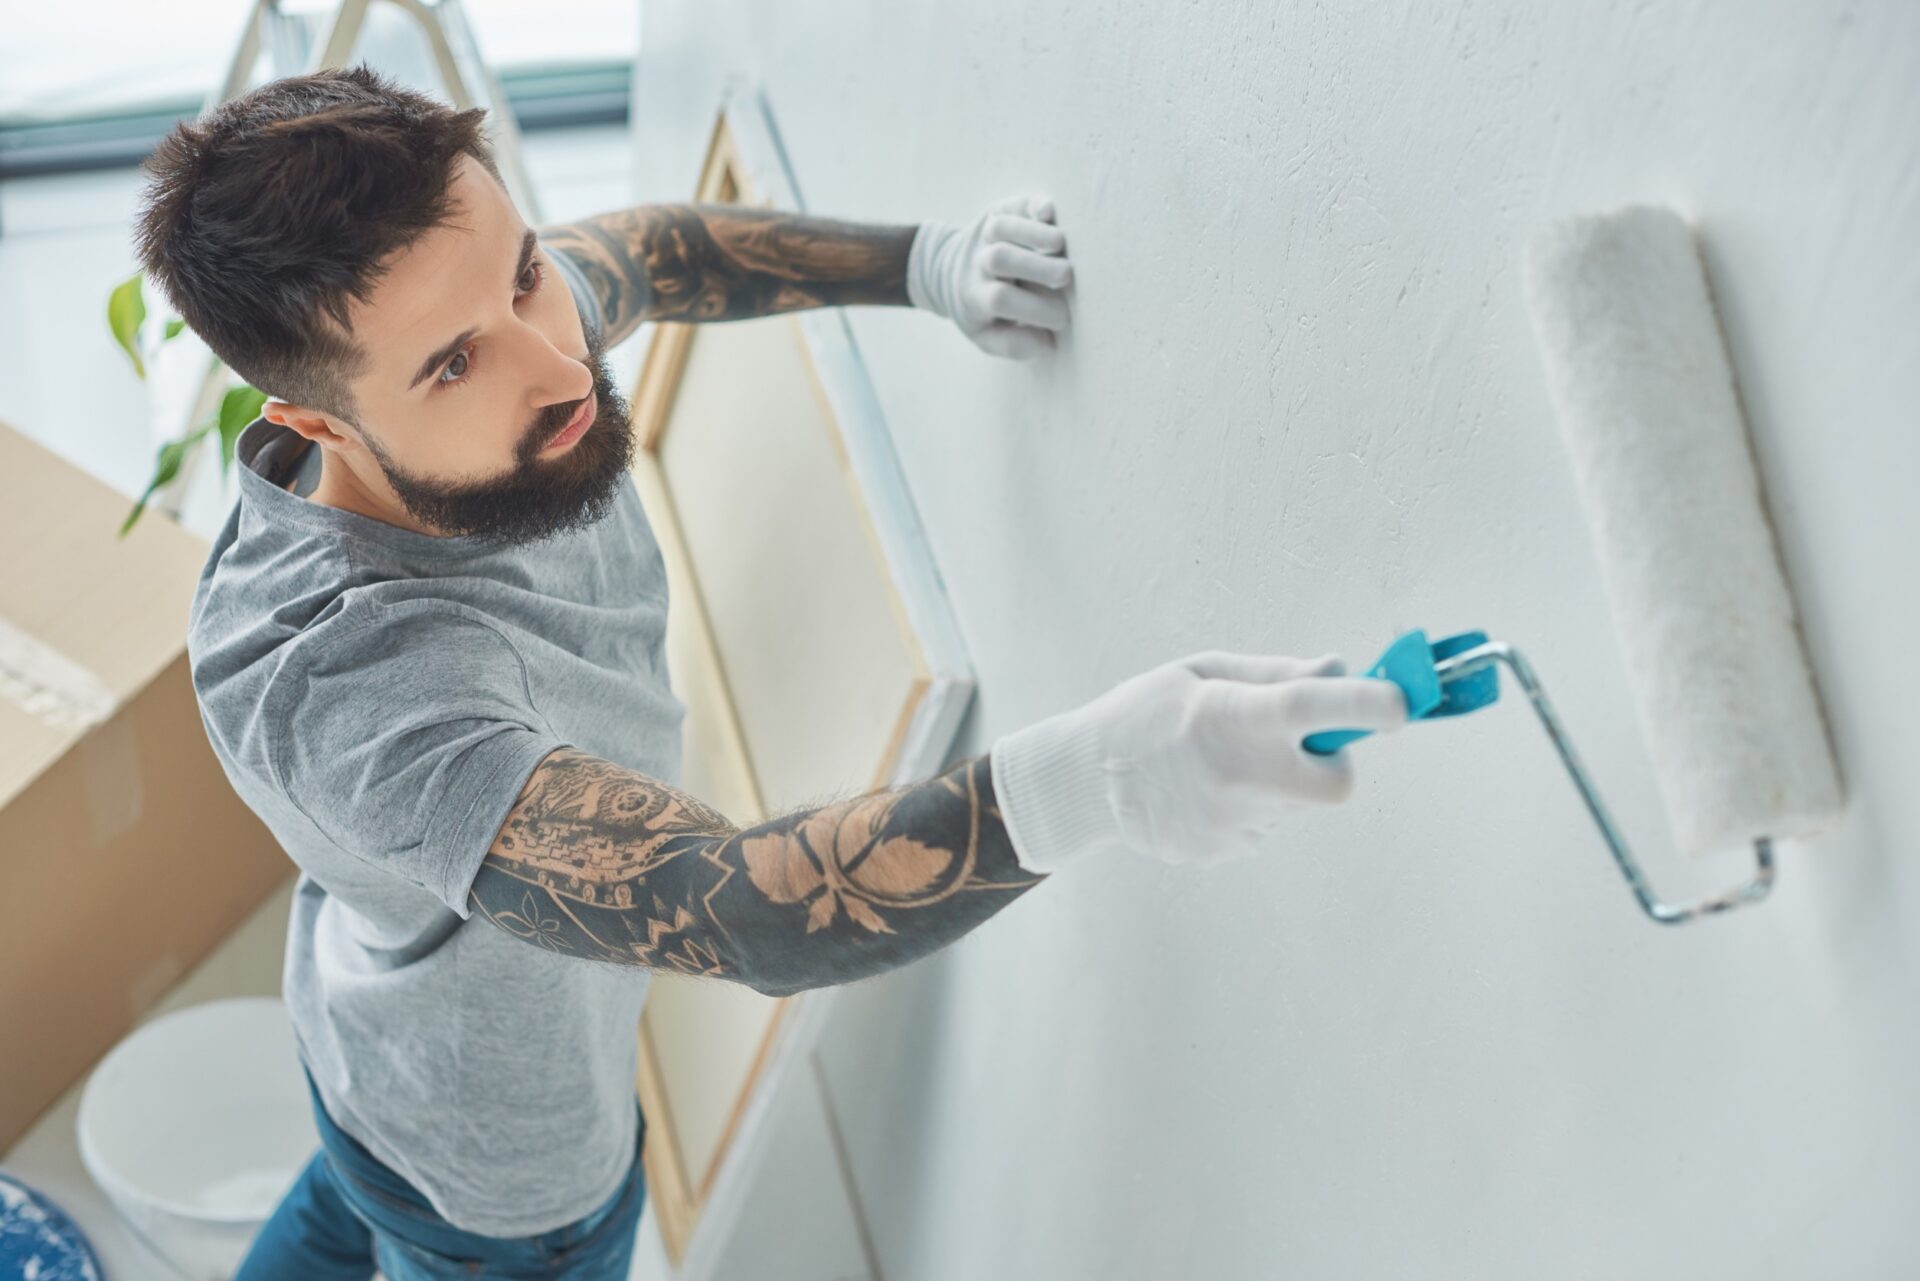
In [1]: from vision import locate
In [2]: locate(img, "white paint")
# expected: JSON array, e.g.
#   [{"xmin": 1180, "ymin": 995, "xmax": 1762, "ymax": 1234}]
[{"xmin": 631, "ymin": 2, "xmax": 1920, "ymax": 1275}]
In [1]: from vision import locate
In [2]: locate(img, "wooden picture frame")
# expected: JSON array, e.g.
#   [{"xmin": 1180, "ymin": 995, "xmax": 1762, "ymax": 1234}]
[{"xmin": 627, "ymin": 80, "xmax": 977, "ymax": 1276}]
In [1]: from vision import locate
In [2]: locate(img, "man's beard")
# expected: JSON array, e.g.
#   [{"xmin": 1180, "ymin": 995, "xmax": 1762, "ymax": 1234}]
[{"xmin": 363, "ymin": 332, "xmax": 636, "ymax": 547}]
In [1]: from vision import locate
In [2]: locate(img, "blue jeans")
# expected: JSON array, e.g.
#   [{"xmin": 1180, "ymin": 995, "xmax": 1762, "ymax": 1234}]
[{"xmin": 235, "ymin": 1065, "xmax": 647, "ymax": 1280}]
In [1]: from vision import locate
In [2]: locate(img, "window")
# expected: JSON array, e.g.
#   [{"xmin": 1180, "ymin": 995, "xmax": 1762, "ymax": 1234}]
[{"xmin": 1, "ymin": 0, "xmax": 637, "ymax": 177}]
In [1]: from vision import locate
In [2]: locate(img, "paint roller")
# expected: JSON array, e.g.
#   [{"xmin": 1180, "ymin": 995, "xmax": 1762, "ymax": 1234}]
[{"xmin": 1304, "ymin": 205, "xmax": 1844, "ymax": 925}]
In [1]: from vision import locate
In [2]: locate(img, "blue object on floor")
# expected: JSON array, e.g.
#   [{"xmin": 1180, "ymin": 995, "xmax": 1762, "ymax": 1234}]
[
  {"xmin": 0, "ymin": 1171, "xmax": 104, "ymax": 1281},
  {"xmin": 1302, "ymin": 628, "xmax": 1501, "ymax": 755}
]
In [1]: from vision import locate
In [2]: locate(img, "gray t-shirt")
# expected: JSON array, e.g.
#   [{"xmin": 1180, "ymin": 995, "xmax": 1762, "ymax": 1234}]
[{"xmin": 186, "ymin": 245, "xmax": 686, "ymax": 1236}]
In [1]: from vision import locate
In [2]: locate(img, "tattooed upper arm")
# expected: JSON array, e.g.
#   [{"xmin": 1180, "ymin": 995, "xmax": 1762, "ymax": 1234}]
[
  {"xmin": 466, "ymin": 744, "xmax": 1045, "ymax": 996},
  {"xmin": 536, "ymin": 203, "xmax": 916, "ymax": 349},
  {"xmin": 468, "ymin": 745, "xmax": 737, "ymax": 972}
]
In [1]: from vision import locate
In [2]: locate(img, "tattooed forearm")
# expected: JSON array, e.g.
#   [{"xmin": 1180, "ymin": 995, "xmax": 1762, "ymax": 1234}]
[
  {"xmin": 538, "ymin": 203, "xmax": 916, "ymax": 347},
  {"xmin": 467, "ymin": 747, "xmax": 1044, "ymax": 996}
]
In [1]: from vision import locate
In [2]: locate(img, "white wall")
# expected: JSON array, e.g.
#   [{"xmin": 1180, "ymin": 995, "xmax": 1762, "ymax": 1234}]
[{"xmin": 629, "ymin": 3, "xmax": 1920, "ymax": 1276}]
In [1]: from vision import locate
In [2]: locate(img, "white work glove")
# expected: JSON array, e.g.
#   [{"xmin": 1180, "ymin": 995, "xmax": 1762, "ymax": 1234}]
[
  {"xmin": 988, "ymin": 650, "xmax": 1410, "ymax": 873},
  {"xmin": 906, "ymin": 194, "xmax": 1073, "ymax": 359}
]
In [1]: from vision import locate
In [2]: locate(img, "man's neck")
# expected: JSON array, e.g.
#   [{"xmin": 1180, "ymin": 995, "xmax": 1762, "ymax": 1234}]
[{"xmin": 281, "ymin": 443, "xmax": 440, "ymax": 537}]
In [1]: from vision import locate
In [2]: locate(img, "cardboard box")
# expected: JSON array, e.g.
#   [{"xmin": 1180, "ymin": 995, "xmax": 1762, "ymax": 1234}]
[{"xmin": 0, "ymin": 420, "xmax": 290, "ymax": 1152}]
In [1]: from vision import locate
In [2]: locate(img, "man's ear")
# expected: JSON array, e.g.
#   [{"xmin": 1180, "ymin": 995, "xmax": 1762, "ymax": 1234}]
[{"xmin": 265, "ymin": 398, "xmax": 355, "ymax": 449}]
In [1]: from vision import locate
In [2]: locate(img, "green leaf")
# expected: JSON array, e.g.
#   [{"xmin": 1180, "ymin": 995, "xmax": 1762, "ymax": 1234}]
[
  {"xmin": 109, "ymin": 271, "xmax": 148, "ymax": 380},
  {"xmin": 119, "ymin": 494, "xmax": 151, "ymax": 537},
  {"xmin": 216, "ymin": 384, "xmax": 267, "ymax": 475},
  {"xmin": 163, "ymin": 318, "xmax": 186, "ymax": 341},
  {"xmin": 121, "ymin": 438, "xmax": 185, "ymax": 536},
  {"xmin": 151, "ymin": 433, "xmax": 192, "ymax": 488},
  {"xmin": 119, "ymin": 421, "xmax": 215, "ymax": 537},
  {"xmin": 115, "ymin": 383, "xmax": 264, "ymax": 535}
]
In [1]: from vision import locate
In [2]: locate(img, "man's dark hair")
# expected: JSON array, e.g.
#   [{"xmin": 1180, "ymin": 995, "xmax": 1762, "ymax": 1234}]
[{"xmin": 132, "ymin": 63, "xmax": 505, "ymax": 428}]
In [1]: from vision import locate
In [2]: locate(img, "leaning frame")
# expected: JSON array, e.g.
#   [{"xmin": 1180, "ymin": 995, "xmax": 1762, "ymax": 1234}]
[{"xmin": 626, "ymin": 79, "xmax": 978, "ymax": 1277}]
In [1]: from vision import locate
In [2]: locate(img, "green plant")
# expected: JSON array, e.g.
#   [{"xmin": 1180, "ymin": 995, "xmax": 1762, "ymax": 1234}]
[{"xmin": 108, "ymin": 268, "xmax": 268, "ymax": 536}]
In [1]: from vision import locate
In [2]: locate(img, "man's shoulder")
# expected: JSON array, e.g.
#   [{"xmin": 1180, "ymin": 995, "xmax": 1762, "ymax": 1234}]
[
  {"xmin": 200, "ymin": 588, "xmax": 533, "ymax": 788},
  {"xmin": 197, "ymin": 584, "xmax": 520, "ymax": 682}
]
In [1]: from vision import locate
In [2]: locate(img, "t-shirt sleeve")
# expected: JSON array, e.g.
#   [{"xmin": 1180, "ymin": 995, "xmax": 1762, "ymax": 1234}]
[
  {"xmin": 266, "ymin": 603, "xmax": 568, "ymax": 918},
  {"xmin": 538, "ymin": 237, "xmax": 607, "ymax": 342}
]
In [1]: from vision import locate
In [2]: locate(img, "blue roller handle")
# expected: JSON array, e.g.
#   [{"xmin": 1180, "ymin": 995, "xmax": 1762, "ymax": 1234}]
[{"xmin": 1301, "ymin": 628, "xmax": 1500, "ymax": 755}]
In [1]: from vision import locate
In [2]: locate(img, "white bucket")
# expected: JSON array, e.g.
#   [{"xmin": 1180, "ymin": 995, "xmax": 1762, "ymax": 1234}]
[{"xmin": 76, "ymin": 997, "xmax": 318, "ymax": 1280}]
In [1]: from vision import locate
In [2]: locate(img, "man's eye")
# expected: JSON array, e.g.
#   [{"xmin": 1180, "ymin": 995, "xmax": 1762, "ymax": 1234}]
[
  {"xmin": 437, "ymin": 258, "xmax": 548, "ymax": 390},
  {"xmin": 438, "ymin": 349, "xmax": 472, "ymax": 387}
]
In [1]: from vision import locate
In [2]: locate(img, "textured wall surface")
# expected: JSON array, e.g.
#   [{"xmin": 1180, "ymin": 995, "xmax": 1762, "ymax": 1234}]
[{"xmin": 629, "ymin": 3, "xmax": 1920, "ymax": 1276}]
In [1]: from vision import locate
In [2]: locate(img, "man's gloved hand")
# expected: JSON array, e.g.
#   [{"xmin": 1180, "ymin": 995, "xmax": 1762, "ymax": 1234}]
[
  {"xmin": 988, "ymin": 649, "xmax": 1410, "ymax": 873},
  {"xmin": 907, "ymin": 194, "xmax": 1073, "ymax": 359}
]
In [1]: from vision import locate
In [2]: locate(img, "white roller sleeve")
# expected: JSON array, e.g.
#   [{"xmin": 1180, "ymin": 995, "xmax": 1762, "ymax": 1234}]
[{"xmin": 1523, "ymin": 205, "xmax": 1843, "ymax": 860}]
